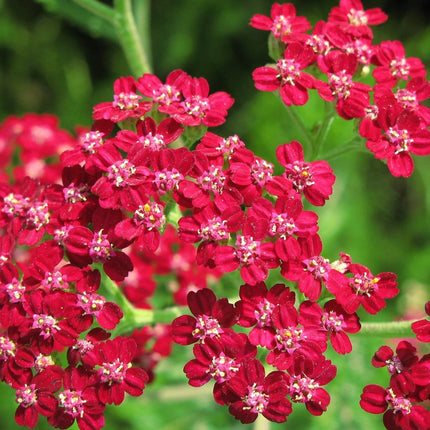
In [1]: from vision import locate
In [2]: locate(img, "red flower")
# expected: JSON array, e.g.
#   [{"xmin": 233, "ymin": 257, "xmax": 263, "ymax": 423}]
[
  {"xmin": 250, "ymin": 3, "xmax": 311, "ymax": 42},
  {"xmin": 299, "ymin": 300, "xmax": 361, "ymax": 354},
  {"xmin": 197, "ymin": 132, "xmax": 245, "ymax": 163},
  {"xmin": 161, "ymin": 75, "xmax": 234, "ymax": 127},
  {"xmin": 285, "ymin": 355, "xmax": 337, "ymax": 415},
  {"xmin": 223, "ymin": 359, "xmax": 292, "ymax": 423},
  {"xmin": 319, "ymin": 50, "xmax": 372, "ymax": 119},
  {"xmin": 90, "ymin": 143, "xmax": 153, "ymax": 210},
  {"xmin": 85, "ymin": 337, "xmax": 148, "ymax": 405},
  {"xmin": 171, "ymin": 288, "xmax": 238, "ymax": 345},
  {"xmin": 107, "ymin": 116, "xmax": 183, "ymax": 153},
  {"xmin": 236, "ymin": 282, "xmax": 295, "ymax": 348},
  {"xmin": 360, "ymin": 383, "xmax": 430, "ymax": 430},
  {"xmin": 14, "ymin": 366, "xmax": 63, "ymax": 429},
  {"xmin": 326, "ymin": 263, "xmax": 398, "ymax": 314},
  {"xmin": 136, "ymin": 69, "xmax": 188, "ymax": 106},
  {"xmin": 281, "ymin": 235, "xmax": 342, "ymax": 301},
  {"xmin": 362, "ymin": 99, "xmax": 430, "ymax": 177},
  {"xmin": 276, "ymin": 140, "xmax": 335, "ymax": 206},
  {"xmin": 266, "ymin": 303, "xmax": 326, "ymax": 370},
  {"xmin": 328, "ymin": 0, "xmax": 387, "ymax": 38},
  {"xmin": 247, "ymin": 195, "xmax": 319, "ymax": 261},
  {"xmin": 93, "ymin": 76, "xmax": 152, "ymax": 123},
  {"xmin": 183, "ymin": 331, "xmax": 256, "ymax": 388},
  {"xmin": 48, "ymin": 366, "xmax": 106, "ymax": 430},
  {"xmin": 252, "ymin": 43, "xmax": 322, "ymax": 106},
  {"xmin": 411, "ymin": 301, "xmax": 430, "ymax": 343},
  {"xmin": 372, "ymin": 41, "xmax": 427, "ymax": 88},
  {"xmin": 214, "ymin": 217, "xmax": 279, "ymax": 285}
]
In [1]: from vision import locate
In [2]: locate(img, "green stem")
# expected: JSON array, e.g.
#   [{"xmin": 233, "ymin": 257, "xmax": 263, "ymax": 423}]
[
  {"xmin": 113, "ymin": 0, "xmax": 152, "ymax": 76},
  {"xmin": 71, "ymin": 0, "xmax": 118, "ymax": 22},
  {"xmin": 355, "ymin": 319, "xmax": 421, "ymax": 338},
  {"xmin": 133, "ymin": 0, "xmax": 152, "ymax": 72},
  {"xmin": 311, "ymin": 103, "xmax": 335, "ymax": 160},
  {"xmin": 284, "ymin": 104, "xmax": 314, "ymax": 156},
  {"xmin": 100, "ymin": 270, "xmax": 187, "ymax": 335},
  {"xmin": 320, "ymin": 136, "xmax": 367, "ymax": 162}
]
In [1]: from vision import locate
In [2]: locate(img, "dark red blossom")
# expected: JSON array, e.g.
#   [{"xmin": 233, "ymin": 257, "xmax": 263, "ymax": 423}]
[
  {"xmin": 214, "ymin": 217, "xmax": 279, "ymax": 285},
  {"xmin": 299, "ymin": 300, "xmax": 361, "ymax": 354},
  {"xmin": 411, "ymin": 301, "xmax": 430, "ymax": 343},
  {"xmin": 48, "ymin": 366, "xmax": 106, "ymax": 430},
  {"xmin": 85, "ymin": 337, "xmax": 148, "ymax": 405},
  {"xmin": 326, "ymin": 263, "xmax": 399, "ymax": 314},
  {"xmin": 266, "ymin": 303, "xmax": 326, "ymax": 370},
  {"xmin": 14, "ymin": 366, "xmax": 63, "ymax": 429},
  {"xmin": 20, "ymin": 290, "xmax": 80, "ymax": 354},
  {"xmin": 281, "ymin": 235, "xmax": 342, "ymax": 301},
  {"xmin": 360, "ymin": 383, "xmax": 430, "ymax": 430},
  {"xmin": 248, "ymin": 195, "xmax": 319, "ymax": 261},
  {"xmin": 183, "ymin": 331, "xmax": 256, "ymax": 388},
  {"xmin": 236, "ymin": 282, "xmax": 295, "ymax": 348},
  {"xmin": 285, "ymin": 355, "xmax": 336, "ymax": 415},
  {"xmin": 171, "ymin": 288, "xmax": 238, "ymax": 345},
  {"xmin": 223, "ymin": 359, "xmax": 292, "ymax": 423}
]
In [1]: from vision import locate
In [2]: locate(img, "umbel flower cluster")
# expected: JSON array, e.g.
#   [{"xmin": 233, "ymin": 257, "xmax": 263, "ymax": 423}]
[{"xmin": 0, "ymin": 1, "xmax": 430, "ymax": 429}]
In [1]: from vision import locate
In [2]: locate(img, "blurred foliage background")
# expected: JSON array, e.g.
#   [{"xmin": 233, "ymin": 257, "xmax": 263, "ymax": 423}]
[{"xmin": 0, "ymin": 0, "xmax": 430, "ymax": 429}]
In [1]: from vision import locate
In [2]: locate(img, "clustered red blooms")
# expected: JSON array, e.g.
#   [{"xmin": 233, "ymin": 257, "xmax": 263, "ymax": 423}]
[
  {"xmin": 0, "ymin": 1, "xmax": 429, "ymax": 430},
  {"xmin": 360, "ymin": 301, "xmax": 430, "ymax": 430},
  {"xmin": 251, "ymin": 0, "xmax": 430, "ymax": 177}
]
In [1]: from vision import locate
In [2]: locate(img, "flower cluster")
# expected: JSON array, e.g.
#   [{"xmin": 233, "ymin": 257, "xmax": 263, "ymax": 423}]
[
  {"xmin": 360, "ymin": 301, "xmax": 430, "ymax": 430},
  {"xmin": 0, "ymin": 1, "xmax": 429, "ymax": 429},
  {"xmin": 251, "ymin": 0, "xmax": 430, "ymax": 177}
]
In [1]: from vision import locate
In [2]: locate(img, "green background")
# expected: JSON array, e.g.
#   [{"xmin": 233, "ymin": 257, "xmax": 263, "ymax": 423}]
[{"xmin": 0, "ymin": 0, "xmax": 429, "ymax": 429}]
